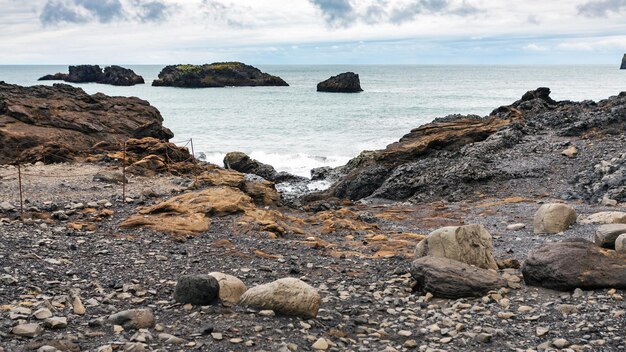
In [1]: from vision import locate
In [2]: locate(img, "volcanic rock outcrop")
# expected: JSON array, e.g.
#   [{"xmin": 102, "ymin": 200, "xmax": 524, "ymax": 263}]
[
  {"xmin": 151, "ymin": 62, "xmax": 288, "ymax": 88},
  {"xmin": 317, "ymin": 72, "xmax": 363, "ymax": 93},
  {"xmin": 621, "ymin": 54, "xmax": 626, "ymax": 69},
  {"xmin": 0, "ymin": 82, "xmax": 172, "ymax": 164},
  {"xmin": 320, "ymin": 87, "xmax": 626, "ymax": 203},
  {"xmin": 38, "ymin": 65, "xmax": 145, "ymax": 86}
]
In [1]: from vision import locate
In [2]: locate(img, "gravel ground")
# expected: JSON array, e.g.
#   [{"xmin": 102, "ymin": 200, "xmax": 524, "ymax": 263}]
[{"xmin": 1, "ymin": 162, "xmax": 626, "ymax": 351}]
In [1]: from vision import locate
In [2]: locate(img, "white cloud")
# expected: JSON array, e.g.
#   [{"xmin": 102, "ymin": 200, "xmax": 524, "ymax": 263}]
[{"xmin": 0, "ymin": 0, "xmax": 625, "ymax": 63}]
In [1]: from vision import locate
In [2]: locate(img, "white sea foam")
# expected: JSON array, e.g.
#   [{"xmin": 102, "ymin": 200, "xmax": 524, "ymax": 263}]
[{"xmin": 203, "ymin": 151, "xmax": 352, "ymax": 178}]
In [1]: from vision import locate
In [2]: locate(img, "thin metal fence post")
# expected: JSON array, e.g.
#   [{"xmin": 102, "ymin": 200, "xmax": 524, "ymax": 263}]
[{"xmin": 17, "ymin": 162, "xmax": 24, "ymax": 219}]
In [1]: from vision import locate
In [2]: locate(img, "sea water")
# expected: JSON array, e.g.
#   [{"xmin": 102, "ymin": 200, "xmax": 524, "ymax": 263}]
[{"xmin": 1, "ymin": 65, "xmax": 624, "ymax": 177}]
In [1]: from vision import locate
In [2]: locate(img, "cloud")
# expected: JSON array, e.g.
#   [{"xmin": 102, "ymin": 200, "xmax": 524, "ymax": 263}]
[
  {"xmin": 134, "ymin": 0, "xmax": 173, "ymax": 22},
  {"xmin": 309, "ymin": 0, "xmax": 479, "ymax": 27},
  {"xmin": 309, "ymin": 0, "xmax": 357, "ymax": 27},
  {"xmin": 578, "ymin": 0, "xmax": 626, "ymax": 17},
  {"xmin": 40, "ymin": 0, "xmax": 89, "ymax": 25},
  {"xmin": 39, "ymin": 0, "xmax": 172, "ymax": 25},
  {"xmin": 201, "ymin": 0, "xmax": 250, "ymax": 27}
]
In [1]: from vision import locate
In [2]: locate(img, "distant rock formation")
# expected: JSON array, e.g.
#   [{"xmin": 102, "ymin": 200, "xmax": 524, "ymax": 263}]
[
  {"xmin": 317, "ymin": 72, "xmax": 363, "ymax": 93},
  {"xmin": 38, "ymin": 72, "xmax": 68, "ymax": 81},
  {"xmin": 622, "ymin": 54, "xmax": 626, "ymax": 69},
  {"xmin": 0, "ymin": 82, "xmax": 172, "ymax": 164},
  {"xmin": 152, "ymin": 62, "xmax": 289, "ymax": 88},
  {"xmin": 38, "ymin": 65, "xmax": 145, "ymax": 86}
]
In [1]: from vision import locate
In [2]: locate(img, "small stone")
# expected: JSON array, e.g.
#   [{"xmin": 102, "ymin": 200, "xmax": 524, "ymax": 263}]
[
  {"xmin": 553, "ymin": 338, "xmax": 569, "ymax": 349},
  {"xmin": 259, "ymin": 310, "xmax": 275, "ymax": 317},
  {"xmin": 0, "ymin": 201, "xmax": 14, "ymax": 212},
  {"xmin": 34, "ymin": 308, "xmax": 53, "ymax": 320},
  {"xmin": 37, "ymin": 346, "xmax": 58, "ymax": 352},
  {"xmin": 476, "ymin": 333, "xmax": 492, "ymax": 343},
  {"xmin": 113, "ymin": 325, "xmax": 124, "ymax": 333},
  {"xmin": 12, "ymin": 323, "xmax": 43, "ymax": 337},
  {"xmin": 229, "ymin": 338, "xmax": 243, "ymax": 344},
  {"xmin": 398, "ymin": 330, "xmax": 412, "ymax": 337},
  {"xmin": 44, "ymin": 316, "xmax": 68, "ymax": 329},
  {"xmin": 158, "ymin": 333, "xmax": 185, "ymax": 344},
  {"xmin": 211, "ymin": 332, "xmax": 223, "ymax": 340},
  {"xmin": 404, "ymin": 339, "xmax": 418, "ymax": 348},
  {"xmin": 561, "ymin": 146, "xmax": 578, "ymax": 158},
  {"xmin": 536, "ymin": 327, "xmax": 549, "ymax": 337},
  {"xmin": 174, "ymin": 275, "xmax": 219, "ymax": 305},
  {"xmin": 517, "ymin": 305, "xmax": 533, "ymax": 313},
  {"xmin": 239, "ymin": 277, "xmax": 320, "ymax": 318},
  {"xmin": 312, "ymin": 338, "xmax": 329, "ymax": 350},
  {"xmin": 506, "ymin": 223, "xmax": 526, "ymax": 231},
  {"xmin": 96, "ymin": 346, "xmax": 113, "ymax": 352},
  {"xmin": 108, "ymin": 309, "xmax": 155, "ymax": 329},
  {"xmin": 556, "ymin": 304, "xmax": 578, "ymax": 316}
]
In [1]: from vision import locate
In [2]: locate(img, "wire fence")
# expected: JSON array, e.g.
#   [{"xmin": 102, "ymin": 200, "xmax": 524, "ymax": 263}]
[{"xmin": 0, "ymin": 138, "xmax": 198, "ymax": 219}]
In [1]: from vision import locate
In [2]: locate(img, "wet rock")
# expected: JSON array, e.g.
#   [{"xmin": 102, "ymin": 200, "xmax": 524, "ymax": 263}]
[
  {"xmin": 224, "ymin": 152, "xmax": 278, "ymax": 181},
  {"xmin": 317, "ymin": 72, "xmax": 363, "ymax": 93},
  {"xmin": 39, "ymin": 65, "xmax": 144, "ymax": 86},
  {"xmin": 239, "ymin": 277, "xmax": 321, "ymax": 318},
  {"xmin": 12, "ymin": 323, "xmax": 43, "ymax": 337},
  {"xmin": 101, "ymin": 65, "xmax": 145, "ymax": 86},
  {"xmin": 208, "ymin": 272, "xmax": 247, "ymax": 304},
  {"xmin": 594, "ymin": 224, "xmax": 626, "ymax": 248},
  {"xmin": 522, "ymin": 238, "xmax": 626, "ymax": 290},
  {"xmin": 414, "ymin": 224, "xmax": 498, "ymax": 270},
  {"xmin": 410, "ymin": 256, "xmax": 506, "ymax": 299},
  {"xmin": 38, "ymin": 72, "xmax": 68, "ymax": 81},
  {"xmin": 108, "ymin": 309, "xmax": 156, "ymax": 329},
  {"xmin": 533, "ymin": 203, "xmax": 577, "ymax": 234},
  {"xmin": 152, "ymin": 62, "xmax": 288, "ymax": 88},
  {"xmin": 174, "ymin": 274, "xmax": 220, "ymax": 305}
]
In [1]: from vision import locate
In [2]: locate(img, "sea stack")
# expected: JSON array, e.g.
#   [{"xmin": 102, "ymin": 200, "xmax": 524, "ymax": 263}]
[
  {"xmin": 38, "ymin": 65, "xmax": 145, "ymax": 86},
  {"xmin": 317, "ymin": 72, "xmax": 363, "ymax": 93},
  {"xmin": 151, "ymin": 62, "xmax": 289, "ymax": 88},
  {"xmin": 621, "ymin": 54, "xmax": 626, "ymax": 69}
]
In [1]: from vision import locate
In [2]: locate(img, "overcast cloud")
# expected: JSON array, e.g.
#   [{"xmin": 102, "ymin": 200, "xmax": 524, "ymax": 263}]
[{"xmin": 0, "ymin": 0, "xmax": 625, "ymax": 64}]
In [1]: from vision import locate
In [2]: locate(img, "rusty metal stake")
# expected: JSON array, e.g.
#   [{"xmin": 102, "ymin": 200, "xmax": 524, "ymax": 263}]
[
  {"xmin": 122, "ymin": 141, "xmax": 127, "ymax": 200},
  {"xmin": 17, "ymin": 162, "xmax": 24, "ymax": 219},
  {"xmin": 190, "ymin": 138, "xmax": 198, "ymax": 185}
]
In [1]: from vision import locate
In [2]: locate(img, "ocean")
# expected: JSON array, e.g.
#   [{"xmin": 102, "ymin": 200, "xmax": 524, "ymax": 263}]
[{"xmin": 1, "ymin": 65, "xmax": 624, "ymax": 177}]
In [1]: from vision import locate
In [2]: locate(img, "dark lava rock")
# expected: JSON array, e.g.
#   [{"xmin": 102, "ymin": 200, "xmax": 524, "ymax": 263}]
[
  {"xmin": 38, "ymin": 72, "xmax": 68, "ymax": 81},
  {"xmin": 224, "ymin": 151, "xmax": 278, "ymax": 181},
  {"xmin": 38, "ymin": 65, "xmax": 145, "ymax": 86},
  {"xmin": 318, "ymin": 88, "xmax": 626, "ymax": 203},
  {"xmin": 317, "ymin": 72, "xmax": 363, "ymax": 93},
  {"xmin": 521, "ymin": 238, "xmax": 626, "ymax": 291},
  {"xmin": 0, "ymin": 82, "xmax": 173, "ymax": 164},
  {"xmin": 152, "ymin": 62, "xmax": 289, "ymax": 88},
  {"xmin": 410, "ymin": 256, "xmax": 507, "ymax": 299},
  {"xmin": 622, "ymin": 54, "xmax": 626, "ymax": 69},
  {"xmin": 67, "ymin": 65, "xmax": 105, "ymax": 83},
  {"xmin": 101, "ymin": 65, "xmax": 145, "ymax": 86},
  {"xmin": 174, "ymin": 275, "xmax": 220, "ymax": 305}
]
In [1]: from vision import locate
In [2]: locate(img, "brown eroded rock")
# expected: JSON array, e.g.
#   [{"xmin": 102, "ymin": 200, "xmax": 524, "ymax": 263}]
[
  {"xmin": 121, "ymin": 186, "xmax": 288, "ymax": 236},
  {"xmin": 410, "ymin": 256, "xmax": 506, "ymax": 299},
  {"xmin": 521, "ymin": 238, "xmax": 626, "ymax": 290},
  {"xmin": 0, "ymin": 82, "xmax": 173, "ymax": 164}
]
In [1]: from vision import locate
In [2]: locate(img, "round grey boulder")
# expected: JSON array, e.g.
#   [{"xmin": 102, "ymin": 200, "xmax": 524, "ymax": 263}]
[{"xmin": 174, "ymin": 275, "xmax": 219, "ymax": 305}]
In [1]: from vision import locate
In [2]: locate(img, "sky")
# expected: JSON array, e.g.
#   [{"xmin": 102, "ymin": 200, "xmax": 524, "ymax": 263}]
[{"xmin": 1, "ymin": 0, "xmax": 626, "ymax": 64}]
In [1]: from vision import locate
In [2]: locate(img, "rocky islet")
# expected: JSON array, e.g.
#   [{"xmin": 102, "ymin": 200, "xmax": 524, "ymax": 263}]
[{"xmin": 39, "ymin": 65, "xmax": 145, "ymax": 86}]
